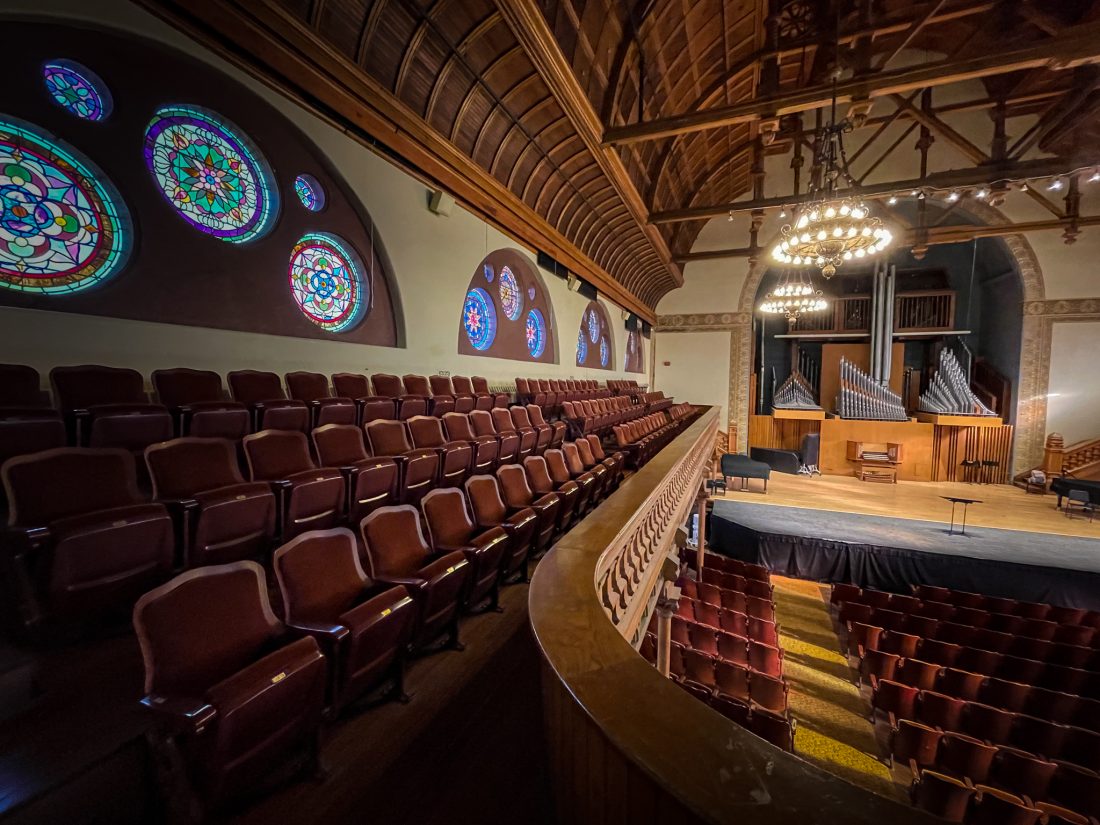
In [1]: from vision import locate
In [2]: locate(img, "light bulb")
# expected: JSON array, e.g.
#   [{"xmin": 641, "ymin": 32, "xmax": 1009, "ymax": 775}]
[
  {"xmin": 1020, "ymin": 182, "xmax": 1029, "ymax": 192},
  {"xmin": 825, "ymin": 207, "xmax": 836, "ymax": 218},
  {"xmin": 816, "ymin": 230, "xmax": 826, "ymax": 240},
  {"xmin": 976, "ymin": 188, "xmax": 989, "ymax": 199},
  {"xmin": 887, "ymin": 196, "xmax": 898, "ymax": 205},
  {"xmin": 1089, "ymin": 172, "xmax": 1100, "ymax": 183},
  {"xmin": 779, "ymin": 208, "xmax": 787, "ymax": 218},
  {"xmin": 946, "ymin": 191, "xmax": 959, "ymax": 202},
  {"xmin": 1049, "ymin": 178, "xmax": 1064, "ymax": 191}
]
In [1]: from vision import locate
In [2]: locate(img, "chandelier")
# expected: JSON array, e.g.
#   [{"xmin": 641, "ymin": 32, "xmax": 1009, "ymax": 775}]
[
  {"xmin": 759, "ymin": 269, "xmax": 828, "ymax": 321},
  {"xmin": 771, "ymin": 82, "xmax": 892, "ymax": 278}
]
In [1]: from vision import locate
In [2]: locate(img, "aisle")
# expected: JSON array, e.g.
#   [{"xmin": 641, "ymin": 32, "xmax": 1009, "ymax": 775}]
[{"xmin": 770, "ymin": 575, "xmax": 904, "ymax": 801}]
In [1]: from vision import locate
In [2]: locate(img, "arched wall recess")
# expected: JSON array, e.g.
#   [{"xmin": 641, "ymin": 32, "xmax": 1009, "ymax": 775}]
[{"xmin": 576, "ymin": 299, "xmax": 615, "ymax": 370}]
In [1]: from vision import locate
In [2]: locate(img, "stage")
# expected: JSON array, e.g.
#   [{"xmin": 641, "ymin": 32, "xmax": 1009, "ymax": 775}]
[{"xmin": 708, "ymin": 477, "xmax": 1100, "ymax": 610}]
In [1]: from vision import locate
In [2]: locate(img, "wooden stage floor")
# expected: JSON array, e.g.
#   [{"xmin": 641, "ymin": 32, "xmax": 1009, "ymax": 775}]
[{"xmin": 714, "ymin": 474, "xmax": 1099, "ymax": 540}]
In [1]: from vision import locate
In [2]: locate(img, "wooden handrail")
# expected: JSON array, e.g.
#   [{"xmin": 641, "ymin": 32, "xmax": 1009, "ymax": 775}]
[{"xmin": 529, "ymin": 406, "xmax": 936, "ymax": 824}]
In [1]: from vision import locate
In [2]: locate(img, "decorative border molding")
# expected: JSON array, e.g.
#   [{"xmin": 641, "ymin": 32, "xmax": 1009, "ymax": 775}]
[
  {"xmin": 656, "ymin": 312, "xmax": 752, "ymax": 331},
  {"xmin": 1024, "ymin": 299, "xmax": 1100, "ymax": 317}
]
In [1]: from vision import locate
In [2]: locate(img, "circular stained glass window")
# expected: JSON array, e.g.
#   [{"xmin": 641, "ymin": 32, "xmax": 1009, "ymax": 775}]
[
  {"xmin": 144, "ymin": 105, "xmax": 278, "ymax": 243},
  {"xmin": 43, "ymin": 60, "xmax": 112, "ymax": 121},
  {"xmin": 498, "ymin": 265, "xmax": 522, "ymax": 321},
  {"xmin": 587, "ymin": 308, "xmax": 600, "ymax": 343},
  {"xmin": 576, "ymin": 329, "xmax": 588, "ymax": 365},
  {"xmin": 526, "ymin": 309, "xmax": 546, "ymax": 358},
  {"xmin": 288, "ymin": 232, "xmax": 367, "ymax": 332},
  {"xmin": 463, "ymin": 287, "xmax": 496, "ymax": 351},
  {"xmin": 600, "ymin": 337, "xmax": 610, "ymax": 367},
  {"xmin": 0, "ymin": 116, "xmax": 131, "ymax": 294},
  {"xmin": 293, "ymin": 174, "xmax": 325, "ymax": 212}
]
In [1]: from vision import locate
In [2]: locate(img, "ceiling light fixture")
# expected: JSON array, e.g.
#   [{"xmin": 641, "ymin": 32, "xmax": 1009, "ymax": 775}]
[
  {"xmin": 887, "ymin": 196, "xmax": 898, "ymax": 205},
  {"xmin": 976, "ymin": 188, "xmax": 989, "ymax": 199},
  {"xmin": 946, "ymin": 191, "xmax": 959, "ymax": 202},
  {"xmin": 1049, "ymin": 178, "xmax": 1064, "ymax": 191},
  {"xmin": 1089, "ymin": 171, "xmax": 1100, "ymax": 183},
  {"xmin": 758, "ymin": 269, "xmax": 828, "ymax": 320}
]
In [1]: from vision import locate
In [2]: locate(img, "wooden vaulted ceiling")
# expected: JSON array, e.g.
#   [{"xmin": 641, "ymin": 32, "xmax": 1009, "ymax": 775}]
[{"xmin": 139, "ymin": 0, "xmax": 1100, "ymax": 314}]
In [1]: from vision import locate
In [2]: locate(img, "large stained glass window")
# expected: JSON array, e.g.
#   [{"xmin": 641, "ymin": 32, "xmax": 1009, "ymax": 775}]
[
  {"xmin": 43, "ymin": 60, "xmax": 112, "ymax": 122},
  {"xmin": 144, "ymin": 105, "xmax": 277, "ymax": 243},
  {"xmin": 525, "ymin": 309, "xmax": 546, "ymax": 358},
  {"xmin": 293, "ymin": 174, "xmax": 325, "ymax": 212},
  {"xmin": 463, "ymin": 287, "xmax": 497, "ymax": 351},
  {"xmin": 599, "ymin": 337, "xmax": 610, "ymax": 367},
  {"xmin": 288, "ymin": 232, "xmax": 367, "ymax": 333},
  {"xmin": 498, "ymin": 265, "xmax": 522, "ymax": 321},
  {"xmin": 0, "ymin": 116, "xmax": 131, "ymax": 294},
  {"xmin": 587, "ymin": 308, "xmax": 600, "ymax": 343},
  {"xmin": 576, "ymin": 329, "xmax": 588, "ymax": 365}
]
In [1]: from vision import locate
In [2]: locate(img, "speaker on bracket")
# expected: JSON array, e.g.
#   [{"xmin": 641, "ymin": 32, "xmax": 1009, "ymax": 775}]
[
  {"xmin": 641, "ymin": 321, "xmax": 652, "ymax": 338},
  {"xmin": 427, "ymin": 188, "xmax": 454, "ymax": 216},
  {"xmin": 625, "ymin": 314, "xmax": 640, "ymax": 332}
]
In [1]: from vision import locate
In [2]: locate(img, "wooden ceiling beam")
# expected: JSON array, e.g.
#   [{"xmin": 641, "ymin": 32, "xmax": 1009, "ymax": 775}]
[
  {"xmin": 888, "ymin": 93, "xmax": 989, "ymax": 165},
  {"xmin": 492, "ymin": 0, "xmax": 683, "ymax": 290},
  {"xmin": 134, "ymin": 0, "xmax": 658, "ymax": 321},
  {"xmin": 604, "ymin": 21, "xmax": 1100, "ymax": 146},
  {"xmin": 650, "ymin": 156, "xmax": 1079, "ymax": 223}
]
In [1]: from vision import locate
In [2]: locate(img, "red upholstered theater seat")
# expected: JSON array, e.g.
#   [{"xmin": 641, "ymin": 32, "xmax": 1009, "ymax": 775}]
[
  {"xmin": 432, "ymin": 375, "xmax": 474, "ymax": 414},
  {"xmin": 442, "ymin": 412, "xmax": 499, "ymax": 474},
  {"xmin": 528, "ymin": 405, "xmax": 565, "ymax": 449},
  {"xmin": 420, "ymin": 487, "xmax": 509, "ymax": 612},
  {"xmin": 912, "ymin": 769, "xmax": 974, "ymax": 822},
  {"xmin": 227, "ymin": 370, "xmax": 309, "ymax": 433},
  {"xmin": 359, "ymin": 505, "xmax": 470, "ymax": 651},
  {"xmin": 545, "ymin": 447, "xmax": 596, "ymax": 517},
  {"xmin": 364, "ymin": 419, "xmax": 440, "ymax": 505},
  {"xmin": 152, "ymin": 368, "xmax": 250, "ymax": 440},
  {"xmin": 134, "ymin": 561, "xmax": 326, "ymax": 808},
  {"xmin": 311, "ymin": 424, "xmax": 399, "ymax": 526},
  {"xmin": 272, "ymin": 528, "xmax": 417, "ymax": 714},
  {"xmin": 242, "ymin": 430, "xmax": 344, "ymax": 540},
  {"xmin": 0, "ymin": 364, "xmax": 66, "ymax": 471},
  {"xmin": 406, "ymin": 415, "xmax": 473, "ymax": 488},
  {"xmin": 371, "ymin": 373, "xmax": 427, "ymax": 420},
  {"xmin": 330, "ymin": 372, "xmax": 396, "ymax": 424},
  {"xmin": 510, "ymin": 405, "xmax": 550, "ymax": 453},
  {"xmin": 492, "ymin": 407, "xmax": 536, "ymax": 460},
  {"xmin": 469, "ymin": 410, "xmax": 520, "ymax": 465},
  {"xmin": 145, "ymin": 437, "xmax": 276, "ymax": 568},
  {"xmin": 51, "ymin": 364, "xmax": 173, "ymax": 454},
  {"xmin": 522, "ymin": 455, "xmax": 580, "ymax": 532},
  {"xmin": 464, "ymin": 474, "xmax": 536, "ymax": 583},
  {"xmin": 284, "ymin": 371, "xmax": 357, "ymax": 428},
  {"xmin": 452, "ymin": 375, "xmax": 492, "ymax": 411},
  {"xmin": 404, "ymin": 374, "xmax": 453, "ymax": 416},
  {"xmin": 496, "ymin": 464, "xmax": 560, "ymax": 554},
  {"xmin": 3, "ymin": 447, "xmax": 174, "ymax": 629},
  {"xmin": 471, "ymin": 376, "xmax": 508, "ymax": 408}
]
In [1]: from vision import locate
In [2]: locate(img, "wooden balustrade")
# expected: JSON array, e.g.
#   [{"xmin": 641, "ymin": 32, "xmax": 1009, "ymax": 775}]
[
  {"xmin": 1043, "ymin": 432, "xmax": 1100, "ymax": 478},
  {"xmin": 788, "ymin": 289, "xmax": 955, "ymax": 335},
  {"xmin": 529, "ymin": 406, "xmax": 935, "ymax": 825}
]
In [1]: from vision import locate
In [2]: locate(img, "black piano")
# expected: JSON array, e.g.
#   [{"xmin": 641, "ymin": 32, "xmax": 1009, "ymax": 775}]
[{"xmin": 1050, "ymin": 476, "xmax": 1100, "ymax": 508}]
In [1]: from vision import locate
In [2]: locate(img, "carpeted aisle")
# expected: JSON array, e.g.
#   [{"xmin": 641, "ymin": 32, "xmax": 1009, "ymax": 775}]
[{"xmin": 770, "ymin": 575, "xmax": 904, "ymax": 801}]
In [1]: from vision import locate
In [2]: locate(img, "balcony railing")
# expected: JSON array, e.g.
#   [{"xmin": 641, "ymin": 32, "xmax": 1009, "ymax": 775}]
[
  {"xmin": 529, "ymin": 406, "xmax": 936, "ymax": 825},
  {"xmin": 787, "ymin": 289, "xmax": 956, "ymax": 335}
]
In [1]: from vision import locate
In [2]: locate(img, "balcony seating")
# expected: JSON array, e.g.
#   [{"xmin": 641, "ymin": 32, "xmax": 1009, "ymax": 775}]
[
  {"xmin": 469, "ymin": 409, "xmax": 520, "ymax": 465},
  {"xmin": 573, "ymin": 437, "xmax": 613, "ymax": 499},
  {"xmin": 406, "ymin": 415, "xmax": 473, "ymax": 487},
  {"xmin": 272, "ymin": 528, "xmax": 417, "ymax": 713},
  {"xmin": 431, "ymin": 375, "xmax": 474, "ymax": 414},
  {"xmin": 0, "ymin": 364, "xmax": 65, "ymax": 470},
  {"xmin": 527, "ymin": 405, "xmax": 565, "ymax": 448},
  {"xmin": 364, "ymin": 420, "xmax": 440, "ymax": 505},
  {"xmin": 464, "ymin": 474, "xmax": 536, "ymax": 583},
  {"xmin": 152, "ymin": 368, "xmax": 250, "ymax": 440},
  {"xmin": 284, "ymin": 372, "xmax": 357, "ymax": 428},
  {"xmin": 359, "ymin": 505, "xmax": 470, "ymax": 651},
  {"xmin": 471, "ymin": 376, "xmax": 508, "ymax": 408},
  {"xmin": 242, "ymin": 430, "xmax": 344, "ymax": 540},
  {"xmin": 420, "ymin": 488, "xmax": 509, "ymax": 611},
  {"xmin": 510, "ymin": 405, "xmax": 550, "ymax": 453},
  {"xmin": 134, "ymin": 561, "xmax": 326, "ymax": 807},
  {"xmin": 492, "ymin": 407, "xmax": 537, "ymax": 459},
  {"xmin": 405, "ymin": 374, "xmax": 452, "ymax": 416},
  {"xmin": 370, "ymin": 373, "xmax": 427, "ymax": 420},
  {"xmin": 545, "ymin": 447, "xmax": 596, "ymax": 517},
  {"xmin": 522, "ymin": 455, "xmax": 580, "ymax": 532},
  {"xmin": 514, "ymin": 378, "xmax": 536, "ymax": 407},
  {"xmin": 562, "ymin": 442, "xmax": 603, "ymax": 508},
  {"xmin": 452, "ymin": 375, "xmax": 492, "ymax": 411},
  {"xmin": 495, "ymin": 465, "xmax": 560, "ymax": 554},
  {"xmin": 51, "ymin": 365, "xmax": 173, "ymax": 454},
  {"xmin": 442, "ymin": 412, "xmax": 499, "ymax": 474},
  {"xmin": 311, "ymin": 424, "xmax": 399, "ymax": 526},
  {"xmin": 145, "ymin": 438, "xmax": 276, "ymax": 568},
  {"xmin": 2, "ymin": 447, "xmax": 174, "ymax": 628},
  {"xmin": 227, "ymin": 370, "xmax": 310, "ymax": 433},
  {"xmin": 330, "ymin": 373, "xmax": 396, "ymax": 424},
  {"xmin": 912, "ymin": 769, "xmax": 974, "ymax": 821},
  {"xmin": 585, "ymin": 434, "xmax": 624, "ymax": 485}
]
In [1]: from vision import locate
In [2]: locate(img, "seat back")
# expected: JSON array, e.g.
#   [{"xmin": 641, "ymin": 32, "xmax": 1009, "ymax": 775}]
[
  {"xmin": 420, "ymin": 488, "xmax": 475, "ymax": 548},
  {"xmin": 469, "ymin": 410, "xmax": 497, "ymax": 437},
  {"xmin": 242, "ymin": 430, "xmax": 316, "ymax": 480},
  {"xmin": 273, "ymin": 528, "xmax": 366, "ymax": 623},
  {"xmin": 465, "ymin": 474, "xmax": 508, "ymax": 526},
  {"xmin": 0, "ymin": 364, "xmax": 45, "ymax": 407},
  {"xmin": 402, "ymin": 375, "xmax": 432, "ymax": 395},
  {"xmin": 492, "ymin": 408, "xmax": 516, "ymax": 434},
  {"xmin": 562, "ymin": 442, "xmax": 586, "ymax": 475},
  {"xmin": 227, "ymin": 370, "xmax": 288, "ymax": 404},
  {"xmin": 429, "ymin": 375, "xmax": 455, "ymax": 396},
  {"xmin": 452, "ymin": 376, "xmax": 475, "ymax": 394},
  {"xmin": 442, "ymin": 412, "xmax": 476, "ymax": 441},
  {"xmin": 365, "ymin": 420, "xmax": 412, "ymax": 456},
  {"xmin": 575, "ymin": 438, "xmax": 598, "ymax": 467},
  {"xmin": 312, "ymin": 424, "xmax": 369, "ymax": 465},
  {"xmin": 51, "ymin": 365, "xmax": 148, "ymax": 408},
  {"xmin": 526, "ymin": 405, "xmax": 550, "ymax": 427},
  {"xmin": 544, "ymin": 449, "xmax": 571, "ymax": 484},
  {"xmin": 152, "ymin": 368, "xmax": 226, "ymax": 407},
  {"xmin": 510, "ymin": 406, "xmax": 534, "ymax": 429},
  {"xmin": 134, "ymin": 560, "xmax": 282, "ymax": 695},
  {"xmin": 497, "ymin": 464, "xmax": 533, "ymax": 507},
  {"xmin": 371, "ymin": 374, "xmax": 403, "ymax": 397},
  {"xmin": 406, "ymin": 416, "xmax": 445, "ymax": 449},
  {"xmin": 145, "ymin": 438, "xmax": 244, "ymax": 499},
  {"xmin": 523, "ymin": 456, "xmax": 555, "ymax": 494},
  {"xmin": 285, "ymin": 372, "xmax": 334, "ymax": 403},
  {"xmin": 359, "ymin": 505, "xmax": 430, "ymax": 577},
  {"xmin": 471, "ymin": 376, "xmax": 490, "ymax": 393},
  {"xmin": 332, "ymin": 372, "xmax": 371, "ymax": 398},
  {"xmin": 4, "ymin": 447, "xmax": 140, "ymax": 526}
]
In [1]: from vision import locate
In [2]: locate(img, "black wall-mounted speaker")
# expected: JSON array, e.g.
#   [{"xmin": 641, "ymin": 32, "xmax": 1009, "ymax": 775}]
[
  {"xmin": 641, "ymin": 321, "xmax": 652, "ymax": 338},
  {"xmin": 625, "ymin": 314, "xmax": 640, "ymax": 332}
]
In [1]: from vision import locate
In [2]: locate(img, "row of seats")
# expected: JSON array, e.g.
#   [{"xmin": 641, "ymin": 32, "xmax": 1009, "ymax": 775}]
[
  {"xmin": 613, "ymin": 405, "xmax": 695, "ymax": 468},
  {"xmin": 606, "ymin": 379, "xmax": 646, "ymax": 394},
  {"xmin": 514, "ymin": 378, "xmax": 609, "ymax": 413},
  {"xmin": 910, "ymin": 765, "xmax": 1094, "ymax": 824}
]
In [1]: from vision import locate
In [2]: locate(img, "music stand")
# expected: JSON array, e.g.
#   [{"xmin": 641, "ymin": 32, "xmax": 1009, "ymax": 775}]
[{"xmin": 941, "ymin": 496, "xmax": 982, "ymax": 536}]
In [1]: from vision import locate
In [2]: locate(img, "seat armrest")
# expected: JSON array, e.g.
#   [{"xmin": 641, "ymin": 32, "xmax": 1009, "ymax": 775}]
[
  {"xmin": 472, "ymin": 526, "xmax": 509, "ymax": 549},
  {"xmin": 0, "ymin": 525, "xmax": 51, "ymax": 556},
  {"xmin": 286, "ymin": 620, "xmax": 350, "ymax": 657},
  {"xmin": 888, "ymin": 710, "xmax": 898, "ymax": 730},
  {"xmin": 140, "ymin": 694, "xmax": 218, "ymax": 735},
  {"xmin": 376, "ymin": 574, "xmax": 427, "ymax": 592}
]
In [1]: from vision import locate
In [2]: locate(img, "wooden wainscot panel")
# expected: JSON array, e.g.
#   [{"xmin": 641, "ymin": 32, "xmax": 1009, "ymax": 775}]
[
  {"xmin": 820, "ymin": 418, "xmax": 936, "ymax": 480},
  {"xmin": 749, "ymin": 414, "xmax": 821, "ymax": 451}
]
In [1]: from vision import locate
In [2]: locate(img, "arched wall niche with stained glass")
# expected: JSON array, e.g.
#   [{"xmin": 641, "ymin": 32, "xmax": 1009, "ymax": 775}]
[
  {"xmin": 458, "ymin": 248, "xmax": 557, "ymax": 363},
  {"xmin": 624, "ymin": 328, "xmax": 645, "ymax": 374},
  {"xmin": 0, "ymin": 21, "xmax": 400, "ymax": 347},
  {"xmin": 575, "ymin": 299, "xmax": 615, "ymax": 371}
]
